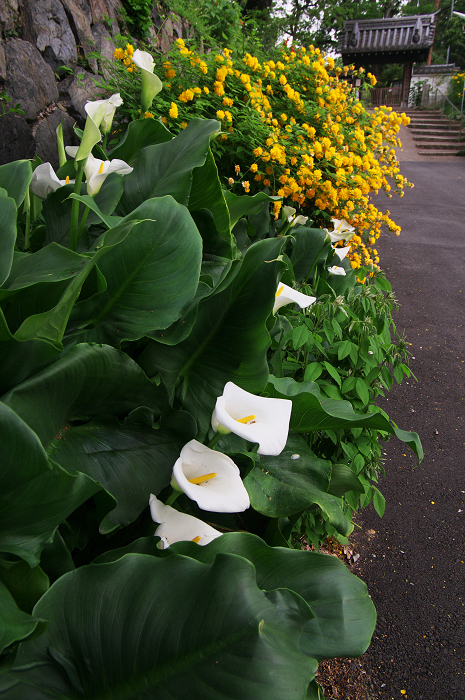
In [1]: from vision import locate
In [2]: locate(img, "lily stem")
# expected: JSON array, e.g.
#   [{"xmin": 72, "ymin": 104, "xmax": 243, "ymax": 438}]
[
  {"xmin": 69, "ymin": 159, "xmax": 86, "ymax": 252},
  {"xmin": 207, "ymin": 432, "xmax": 222, "ymax": 450},
  {"xmin": 76, "ymin": 205, "xmax": 90, "ymax": 244},
  {"xmin": 102, "ymin": 134, "xmax": 108, "ymax": 152},
  {"xmin": 23, "ymin": 190, "xmax": 31, "ymax": 250},
  {"xmin": 165, "ymin": 490, "xmax": 181, "ymax": 507}
]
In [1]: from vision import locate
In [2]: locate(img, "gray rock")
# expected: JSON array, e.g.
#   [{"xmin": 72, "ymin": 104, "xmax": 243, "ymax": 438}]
[
  {"xmin": 91, "ymin": 21, "xmax": 115, "ymax": 76},
  {"xmin": 0, "ymin": 36, "xmax": 6, "ymax": 80},
  {"xmin": 0, "ymin": 0, "xmax": 21, "ymax": 37},
  {"xmin": 59, "ymin": 66, "xmax": 103, "ymax": 122},
  {"xmin": 23, "ymin": 0, "xmax": 78, "ymax": 72},
  {"xmin": 4, "ymin": 38, "xmax": 59, "ymax": 122},
  {"xmin": 89, "ymin": 0, "xmax": 121, "ymax": 34},
  {"xmin": 0, "ymin": 112, "xmax": 36, "ymax": 165},
  {"xmin": 34, "ymin": 107, "xmax": 79, "ymax": 169},
  {"xmin": 60, "ymin": 0, "xmax": 97, "ymax": 70}
]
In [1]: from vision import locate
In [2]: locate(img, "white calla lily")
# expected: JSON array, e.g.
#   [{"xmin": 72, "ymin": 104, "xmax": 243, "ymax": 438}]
[
  {"xmin": 30, "ymin": 163, "xmax": 73, "ymax": 199},
  {"xmin": 149, "ymin": 494, "xmax": 222, "ymax": 549},
  {"xmin": 211, "ymin": 382, "xmax": 292, "ymax": 456},
  {"xmin": 282, "ymin": 205, "xmax": 308, "ymax": 227},
  {"xmin": 65, "ymin": 148, "xmax": 133, "ymax": 196},
  {"xmin": 171, "ymin": 440, "xmax": 250, "ymax": 513},
  {"xmin": 73, "ymin": 93, "xmax": 123, "ymax": 163},
  {"xmin": 327, "ymin": 265, "xmax": 347, "ymax": 276},
  {"xmin": 100, "ymin": 92, "xmax": 123, "ymax": 135},
  {"xmin": 325, "ymin": 218, "xmax": 355, "ymax": 243},
  {"xmin": 332, "ymin": 245, "xmax": 351, "ymax": 262},
  {"xmin": 273, "ymin": 283, "xmax": 316, "ymax": 314},
  {"xmin": 132, "ymin": 49, "xmax": 163, "ymax": 114}
]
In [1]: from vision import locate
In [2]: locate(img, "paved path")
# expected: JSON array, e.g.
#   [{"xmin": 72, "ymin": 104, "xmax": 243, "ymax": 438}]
[{"xmin": 351, "ymin": 143, "xmax": 465, "ymax": 699}]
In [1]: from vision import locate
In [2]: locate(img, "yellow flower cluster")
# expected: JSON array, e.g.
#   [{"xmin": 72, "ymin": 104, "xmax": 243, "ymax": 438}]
[
  {"xmin": 114, "ymin": 44, "xmax": 136, "ymax": 73},
  {"xmin": 117, "ymin": 40, "xmax": 412, "ymax": 269}
]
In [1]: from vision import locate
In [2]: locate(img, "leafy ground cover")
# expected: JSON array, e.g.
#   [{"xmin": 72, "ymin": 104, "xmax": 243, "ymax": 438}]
[{"xmin": 0, "ymin": 48, "xmax": 422, "ymax": 699}]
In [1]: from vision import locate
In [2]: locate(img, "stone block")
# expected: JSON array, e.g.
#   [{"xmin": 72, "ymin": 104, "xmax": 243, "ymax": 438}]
[
  {"xmin": 0, "ymin": 112, "xmax": 36, "ymax": 165},
  {"xmin": 60, "ymin": 0, "xmax": 97, "ymax": 71},
  {"xmin": 4, "ymin": 38, "xmax": 59, "ymax": 122},
  {"xmin": 23, "ymin": 0, "xmax": 78, "ymax": 71},
  {"xmin": 59, "ymin": 66, "xmax": 103, "ymax": 122}
]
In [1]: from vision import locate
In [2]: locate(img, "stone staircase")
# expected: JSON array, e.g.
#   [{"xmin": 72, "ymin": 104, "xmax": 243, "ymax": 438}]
[{"xmin": 405, "ymin": 110, "xmax": 465, "ymax": 156}]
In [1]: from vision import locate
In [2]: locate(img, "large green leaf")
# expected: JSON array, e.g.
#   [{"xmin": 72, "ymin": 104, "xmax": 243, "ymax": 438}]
[
  {"xmin": 0, "ymin": 189, "xmax": 17, "ymax": 287},
  {"xmin": 109, "ymin": 116, "xmax": 173, "ymax": 164},
  {"xmin": 0, "ymin": 310, "xmax": 60, "ymax": 395},
  {"xmin": 266, "ymin": 376, "xmax": 423, "ymax": 460},
  {"xmin": 289, "ymin": 227, "xmax": 328, "ymax": 283},
  {"xmin": 67, "ymin": 196, "xmax": 203, "ymax": 345},
  {"xmin": 0, "ymin": 160, "xmax": 32, "ymax": 207},
  {"xmin": 243, "ymin": 432, "xmax": 352, "ymax": 535},
  {"xmin": 13, "ymin": 219, "xmax": 138, "ymax": 347},
  {"xmin": 224, "ymin": 190, "xmax": 280, "ymax": 230},
  {"xmin": 0, "ymin": 580, "xmax": 43, "ymax": 654},
  {"xmin": 0, "ymin": 561, "xmax": 49, "ymax": 614},
  {"xmin": 159, "ymin": 532, "xmax": 377, "ymax": 661},
  {"xmin": 47, "ymin": 411, "xmax": 197, "ymax": 533},
  {"xmin": 0, "ymin": 403, "xmax": 105, "ymax": 565},
  {"xmin": 1, "ymin": 343, "xmax": 168, "ymax": 450},
  {"xmin": 119, "ymin": 119, "xmax": 220, "ymax": 213},
  {"xmin": 1, "ymin": 554, "xmax": 317, "ymax": 699},
  {"xmin": 188, "ymin": 149, "xmax": 231, "ymax": 244},
  {"xmin": 138, "ymin": 237, "xmax": 286, "ymax": 439},
  {"xmin": 0, "ymin": 245, "xmax": 88, "ymax": 301}
]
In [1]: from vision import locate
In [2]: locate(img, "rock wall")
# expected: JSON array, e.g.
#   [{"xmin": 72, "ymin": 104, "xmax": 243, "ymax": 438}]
[{"xmin": 0, "ymin": 0, "xmax": 187, "ymax": 166}]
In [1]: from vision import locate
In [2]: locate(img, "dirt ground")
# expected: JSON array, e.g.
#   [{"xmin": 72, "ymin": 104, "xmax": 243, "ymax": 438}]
[{"xmin": 317, "ymin": 134, "xmax": 465, "ymax": 700}]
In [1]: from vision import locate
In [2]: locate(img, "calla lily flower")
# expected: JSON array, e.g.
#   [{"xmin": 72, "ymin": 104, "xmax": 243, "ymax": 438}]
[
  {"xmin": 273, "ymin": 283, "xmax": 316, "ymax": 314},
  {"xmin": 132, "ymin": 50, "xmax": 163, "ymax": 114},
  {"xmin": 327, "ymin": 265, "xmax": 347, "ymax": 276},
  {"xmin": 66, "ymin": 148, "xmax": 133, "ymax": 196},
  {"xmin": 149, "ymin": 494, "xmax": 222, "ymax": 549},
  {"xmin": 332, "ymin": 245, "xmax": 351, "ymax": 262},
  {"xmin": 282, "ymin": 205, "xmax": 308, "ymax": 227},
  {"xmin": 30, "ymin": 163, "xmax": 74, "ymax": 198},
  {"xmin": 171, "ymin": 440, "xmax": 250, "ymax": 513},
  {"xmin": 325, "ymin": 218, "xmax": 355, "ymax": 243},
  {"xmin": 211, "ymin": 382, "xmax": 292, "ymax": 456},
  {"xmin": 73, "ymin": 93, "xmax": 123, "ymax": 163}
]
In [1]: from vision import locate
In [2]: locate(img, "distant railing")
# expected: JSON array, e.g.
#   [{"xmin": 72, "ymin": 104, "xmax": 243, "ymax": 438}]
[{"xmin": 369, "ymin": 86, "xmax": 403, "ymax": 106}]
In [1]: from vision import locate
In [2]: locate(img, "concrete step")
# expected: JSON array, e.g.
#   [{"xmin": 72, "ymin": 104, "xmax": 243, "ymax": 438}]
[
  {"xmin": 410, "ymin": 128, "xmax": 462, "ymax": 136},
  {"xmin": 418, "ymin": 150, "xmax": 465, "ymax": 156},
  {"xmin": 415, "ymin": 142, "xmax": 462, "ymax": 150},
  {"xmin": 412, "ymin": 135, "xmax": 463, "ymax": 143},
  {"xmin": 408, "ymin": 120, "xmax": 460, "ymax": 128}
]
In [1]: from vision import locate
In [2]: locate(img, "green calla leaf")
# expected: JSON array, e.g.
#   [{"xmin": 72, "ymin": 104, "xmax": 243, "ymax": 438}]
[
  {"xmin": 0, "ymin": 160, "xmax": 32, "ymax": 207},
  {"xmin": 244, "ymin": 432, "xmax": 352, "ymax": 535},
  {"xmin": 1, "ymin": 343, "xmax": 169, "ymax": 450},
  {"xmin": 47, "ymin": 411, "xmax": 197, "ymax": 533},
  {"xmin": 0, "ymin": 580, "xmax": 44, "ymax": 654},
  {"xmin": 0, "ymin": 561, "xmax": 49, "ymax": 614},
  {"xmin": 138, "ymin": 237, "xmax": 286, "ymax": 439},
  {"xmin": 188, "ymin": 149, "xmax": 232, "ymax": 244},
  {"xmin": 119, "ymin": 119, "xmax": 220, "ymax": 213},
  {"xmin": 67, "ymin": 196, "xmax": 202, "ymax": 345},
  {"xmin": 1, "ymin": 554, "xmax": 317, "ymax": 699},
  {"xmin": 0, "ymin": 402, "xmax": 106, "ymax": 565},
  {"xmin": 0, "ymin": 189, "xmax": 17, "ymax": 287},
  {"xmin": 0, "ymin": 310, "xmax": 60, "ymax": 395},
  {"xmin": 109, "ymin": 117, "xmax": 173, "ymax": 164},
  {"xmin": 289, "ymin": 227, "xmax": 328, "ymax": 283},
  {"xmin": 160, "ymin": 532, "xmax": 377, "ymax": 661},
  {"xmin": 266, "ymin": 376, "xmax": 423, "ymax": 461},
  {"xmin": 223, "ymin": 190, "xmax": 281, "ymax": 230}
]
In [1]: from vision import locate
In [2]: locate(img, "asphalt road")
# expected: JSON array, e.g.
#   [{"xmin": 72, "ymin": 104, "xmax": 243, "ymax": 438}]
[{"xmin": 352, "ymin": 158, "xmax": 465, "ymax": 699}]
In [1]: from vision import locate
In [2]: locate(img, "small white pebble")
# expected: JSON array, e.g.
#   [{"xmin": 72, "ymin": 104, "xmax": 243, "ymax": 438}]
[{"xmin": 291, "ymin": 454, "xmax": 300, "ymax": 460}]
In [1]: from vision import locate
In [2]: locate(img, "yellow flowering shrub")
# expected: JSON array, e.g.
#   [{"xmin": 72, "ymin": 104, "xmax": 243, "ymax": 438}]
[{"xmin": 110, "ymin": 41, "xmax": 412, "ymax": 271}]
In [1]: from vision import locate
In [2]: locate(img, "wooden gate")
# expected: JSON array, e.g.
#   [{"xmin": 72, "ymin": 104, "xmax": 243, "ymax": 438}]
[{"xmin": 369, "ymin": 86, "xmax": 403, "ymax": 107}]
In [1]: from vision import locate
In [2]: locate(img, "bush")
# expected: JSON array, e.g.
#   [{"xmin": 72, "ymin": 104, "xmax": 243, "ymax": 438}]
[{"xmin": 99, "ymin": 40, "xmax": 412, "ymax": 276}]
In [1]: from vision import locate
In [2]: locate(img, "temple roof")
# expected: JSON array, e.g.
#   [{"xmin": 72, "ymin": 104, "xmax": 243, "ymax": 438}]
[{"xmin": 337, "ymin": 15, "xmax": 436, "ymax": 65}]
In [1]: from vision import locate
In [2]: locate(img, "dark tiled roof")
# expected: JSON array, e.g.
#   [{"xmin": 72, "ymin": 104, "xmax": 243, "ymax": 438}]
[{"xmin": 338, "ymin": 15, "xmax": 436, "ymax": 63}]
